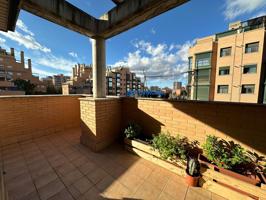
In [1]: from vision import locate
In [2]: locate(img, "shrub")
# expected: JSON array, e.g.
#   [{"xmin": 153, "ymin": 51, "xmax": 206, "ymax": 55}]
[
  {"xmin": 124, "ymin": 123, "xmax": 141, "ymax": 139},
  {"xmin": 152, "ymin": 133, "xmax": 187, "ymax": 161},
  {"xmin": 202, "ymin": 135, "xmax": 249, "ymax": 170}
]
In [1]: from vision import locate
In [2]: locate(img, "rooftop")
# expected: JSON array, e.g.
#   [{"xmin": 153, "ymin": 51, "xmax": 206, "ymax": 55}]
[{"xmin": 1, "ymin": 128, "xmax": 222, "ymax": 200}]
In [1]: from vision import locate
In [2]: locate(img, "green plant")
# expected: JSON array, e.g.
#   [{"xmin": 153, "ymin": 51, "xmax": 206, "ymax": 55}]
[
  {"xmin": 187, "ymin": 157, "xmax": 200, "ymax": 177},
  {"xmin": 202, "ymin": 135, "xmax": 249, "ymax": 170},
  {"xmin": 152, "ymin": 133, "xmax": 187, "ymax": 160},
  {"xmin": 124, "ymin": 123, "xmax": 141, "ymax": 139},
  {"xmin": 13, "ymin": 79, "xmax": 36, "ymax": 95}
]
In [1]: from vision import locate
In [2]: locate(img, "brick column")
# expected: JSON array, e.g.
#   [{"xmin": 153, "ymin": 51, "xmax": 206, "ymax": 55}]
[{"xmin": 79, "ymin": 97, "xmax": 121, "ymax": 152}]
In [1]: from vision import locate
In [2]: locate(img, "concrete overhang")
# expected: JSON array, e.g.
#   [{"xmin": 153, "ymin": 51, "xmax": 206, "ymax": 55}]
[
  {"xmin": 0, "ymin": 0, "xmax": 21, "ymax": 32},
  {"xmin": 0, "ymin": 0, "xmax": 190, "ymax": 38},
  {"xmin": 21, "ymin": 0, "xmax": 99, "ymax": 37},
  {"xmin": 99, "ymin": 0, "xmax": 189, "ymax": 39}
]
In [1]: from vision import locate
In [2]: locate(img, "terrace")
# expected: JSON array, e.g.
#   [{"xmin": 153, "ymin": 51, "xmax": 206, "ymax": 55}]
[
  {"xmin": 0, "ymin": 120, "xmax": 222, "ymax": 200},
  {"xmin": 0, "ymin": 1, "xmax": 266, "ymax": 200}
]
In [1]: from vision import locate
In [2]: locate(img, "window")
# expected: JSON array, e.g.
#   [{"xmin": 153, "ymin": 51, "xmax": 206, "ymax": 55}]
[
  {"xmin": 220, "ymin": 47, "xmax": 231, "ymax": 57},
  {"xmin": 188, "ymin": 57, "xmax": 193, "ymax": 70},
  {"xmin": 195, "ymin": 53, "xmax": 211, "ymax": 68},
  {"xmin": 17, "ymin": 73, "xmax": 22, "ymax": 76},
  {"xmin": 7, "ymin": 66, "xmax": 12, "ymax": 69},
  {"xmin": 241, "ymin": 84, "xmax": 255, "ymax": 94},
  {"xmin": 188, "ymin": 72, "xmax": 193, "ymax": 85},
  {"xmin": 195, "ymin": 69, "xmax": 211, "ymax": 83},
  {"xmin": 219, "ymin": 66, "xmax": 230, "ymax": 75},
  {"xmin": 245, "ymin": 42, "xmax": 259, "ymax": 53},
  {"xmin": 194, "ymin": 85, "xmax": 209, "ymax": 101},
  {"xmin": 0, "ymin": 65, "xmax": 4, "ymax": 70},
  {"xmin": 217, "ymin": 85, "xmax": 229, "ymax": 94},
  {"xmin": 243, "ymin": 64, "xmax": 257, "ymax": 74},
  {"xmin": 6, "ymin": 72, "xmax": 13, "ymax": 81}
]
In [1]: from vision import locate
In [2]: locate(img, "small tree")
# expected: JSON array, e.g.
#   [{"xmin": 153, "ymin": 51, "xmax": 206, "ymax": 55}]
[{"xmin": 13, "ymin": 79, "xmax": 36, "ymax": 95}]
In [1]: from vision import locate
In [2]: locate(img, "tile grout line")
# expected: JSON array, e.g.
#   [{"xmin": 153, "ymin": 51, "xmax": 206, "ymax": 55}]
[{"xmin": 18, "ymin": 140, "xmax": 42, "ymax": 200}]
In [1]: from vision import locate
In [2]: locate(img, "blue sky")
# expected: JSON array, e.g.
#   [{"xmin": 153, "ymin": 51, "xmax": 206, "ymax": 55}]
[{"xmin": 0, "ymin": 0, "xmax": 266, "ymax": 88}]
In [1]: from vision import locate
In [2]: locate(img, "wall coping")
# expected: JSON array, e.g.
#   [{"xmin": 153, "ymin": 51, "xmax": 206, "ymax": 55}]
[
  {"xmin": 0, "ymin": 94, "xmax": 86, "ymax": 99},
  {"xmin": 121, "ymin": 97, "xmax": 266, "ymax": 107},
  {"xmin": 79, "ymin": 96, "xmax": 120, "ymax": 102}
]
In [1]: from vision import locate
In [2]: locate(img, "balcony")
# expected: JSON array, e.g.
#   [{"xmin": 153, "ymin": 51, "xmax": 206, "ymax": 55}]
[{"xmin": 0, "ymin": 95, "xmax": 265, "ymax": 200}]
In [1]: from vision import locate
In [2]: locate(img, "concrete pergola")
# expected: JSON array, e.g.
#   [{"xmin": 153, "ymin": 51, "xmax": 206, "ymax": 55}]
[{"xmin": 0, "ymin": 0, "xmax": 189, "ymax": 98}]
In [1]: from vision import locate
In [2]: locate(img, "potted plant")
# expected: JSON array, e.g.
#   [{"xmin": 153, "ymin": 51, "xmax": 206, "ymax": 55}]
[
  {"xmin": 186, "ymin": 157, "xmax": 200, "ymax": 187},
  {"xmin": 124, "ymin": 122, "xmax": 141, "ymax": 140},
  {"xmin": 200, "ymin": 135, "xmax": 261, "ymax": 185},
  {"xmin": 151, "ymin": 133, "xmax": 187, "ymax": 162}
]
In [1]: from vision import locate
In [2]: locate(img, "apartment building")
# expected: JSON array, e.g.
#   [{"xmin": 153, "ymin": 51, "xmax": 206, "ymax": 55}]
[
  {"xmin": 52, "ymin": 74, "xmax": 70, "ymax": 89},
  {"xmin": 0, "ymin": 47, "xmax": 46, "ymax": 94},
  {"xmin": 106, "ymin": 67, "xmax": 144, "ymax": 96},
  {"xmin": 173, "ymin": 81, "xmax": 182, "ymax": 96},
  {"xmin": 188, "ymin": 16, "xmax": 266, "ymax": 104}
]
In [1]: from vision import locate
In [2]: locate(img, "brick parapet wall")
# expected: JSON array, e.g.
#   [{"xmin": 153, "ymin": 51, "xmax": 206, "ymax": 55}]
[
  {"xmin": 0, "ymin": 95, "xmax": 81, "ymax": 147},
  {"xmin": 121, "ymin": 98, "xmax": 266, "ymax": 156},
  {"xmin": 80, "ymin": 97, "xmax": 121, "ymax": 152}
]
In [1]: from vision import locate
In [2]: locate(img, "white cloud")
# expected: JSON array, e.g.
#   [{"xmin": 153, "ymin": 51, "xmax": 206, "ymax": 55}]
[
  {"xmin": 16, "ymin": 19, "xmax": 34, "ymax": 36},
  {"xmin": 224, "ymin": 0, "xmax": 266, "ymax": 20},
  {"xmin": 150, "ymin": 28, "xmax": 156, "ymax": 35},
  {"xmin": 69, "ymin": 51, "xmax": 78, "ymax": 58},
  {"xmin": 32, "ymin": 67, "xmax": 55, "ymax": 77},
  {"xmin": 0, "ymin": 37, "xmax": 6, "ymax": 44},
  {"xmin": 0, "ymin": 31, "xmax": 51, "ymax": 53},
  {"xmin": 35, "ymin": 55, "xmax": 76, "ymax": 72},
  {"xmin": 112, "ymin": 40, "xmax": 195, "ymax": 83},
  {"xmin": 252, "ymin": 11, "xmax": 266, "ymax": 18}
]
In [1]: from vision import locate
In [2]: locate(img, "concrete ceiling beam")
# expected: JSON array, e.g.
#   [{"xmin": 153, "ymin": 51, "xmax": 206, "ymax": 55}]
[
  {"xmin": 21, "ymin": 0, "xmax": 99, "ymax": 37},
  {"xmin": 98, "ymin": 0, "xmax": 189, "ymax": 39}
]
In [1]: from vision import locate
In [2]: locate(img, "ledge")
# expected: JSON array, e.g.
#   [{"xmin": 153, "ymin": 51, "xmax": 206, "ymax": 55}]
[
  {"xmin": 0, "ymin": 94, "xmax": 86, "ymax": 99},
  {"xmin": 79, "ymin": 96, "xmax": 121, "ymax": 102},
  {"xmin": 121, "ymin": 97, "xmax": 266, "ymax": 107}
]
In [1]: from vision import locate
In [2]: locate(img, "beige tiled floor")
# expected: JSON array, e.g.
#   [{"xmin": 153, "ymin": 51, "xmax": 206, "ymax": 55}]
[{"xmin": 0, "ymin": 129, "xmax": 227, "ymax": 200}]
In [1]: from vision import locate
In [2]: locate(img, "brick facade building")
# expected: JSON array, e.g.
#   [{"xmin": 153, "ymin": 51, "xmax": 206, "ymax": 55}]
[{"xmin": 0, "ymin": 47, "xmax": 46, "ymax": 94}]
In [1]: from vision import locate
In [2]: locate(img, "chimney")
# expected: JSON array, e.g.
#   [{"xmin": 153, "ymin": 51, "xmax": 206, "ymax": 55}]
[
  {"xmin": 77, "ymin": 64, "xmax": 80, "ymax": 77},
  {"xmin": 28, "ymin": 59, "xmax": 32, "ymax": 72},
  {"xmin": 20, "ymin": 51, "xmax": 24, "ymax": 65},
  {"xmin": 10, "ymin": 48, "xmax": 15, "ymax": 57},
  {"xmin": 72, "ymin": 67, "xmax": 76, "ymax": 77},
  {"xmin": 75, "ymin": 65, "xmax": 78, "ymax": 77}
]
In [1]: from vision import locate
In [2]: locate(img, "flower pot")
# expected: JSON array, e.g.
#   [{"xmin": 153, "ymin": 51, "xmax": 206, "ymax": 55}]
[{"xmin": 185, "ymin": 170, "xmax": 200, "ymax": 187}]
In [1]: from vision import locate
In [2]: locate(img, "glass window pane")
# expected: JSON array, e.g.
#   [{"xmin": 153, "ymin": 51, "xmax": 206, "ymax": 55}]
[
  {"xmin": 243, "ymin": 64, "xmax": 257, "ymax": 74},
  {"xmin": 220, "ymin": 47, "xmax": 231, "ymax": 57},
  {"xmin": 195, "ymin": 69, "xmax": 210, "ymax": 83},
  {"xmin": 196, "ymin": 53, "xmax": 211, "ymax": 68},
  {"xmin": 241, "ymin": 84, "xmax": 255, "ymax": 94},
  {"xmin": 219, "ymin": 66, "xmax": 230, "ymax": 75},
  {"xmin": 217, "ymin": 85, "xmax": 229, "ymax": 93},
  {"xmin": 245, "ymin": 42, "xmax": 259, "ymax": 53},
  {"xmin": 195, "ymin": 85, "xmax": 209, "ymax": 101}
]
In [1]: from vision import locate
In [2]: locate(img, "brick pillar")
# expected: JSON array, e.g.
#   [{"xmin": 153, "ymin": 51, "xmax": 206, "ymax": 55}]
[{"xmin": 79, "ymin": 97, "xmax": 121, "ymax": 152}]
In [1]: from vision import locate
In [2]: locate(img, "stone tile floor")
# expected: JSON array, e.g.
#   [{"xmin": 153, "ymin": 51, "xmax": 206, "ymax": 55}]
[{"xmin": 0, "ymin": 129, "xmax": 227, "ymax": 200}]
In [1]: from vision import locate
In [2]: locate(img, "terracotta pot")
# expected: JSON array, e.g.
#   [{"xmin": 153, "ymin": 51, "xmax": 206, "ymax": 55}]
[{"xmin": 185, "ymin": 170, "xmax": 200, "ymax": 187}]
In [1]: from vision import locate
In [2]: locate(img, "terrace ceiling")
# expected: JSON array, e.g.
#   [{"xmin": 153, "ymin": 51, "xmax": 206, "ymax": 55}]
[{"xmin": 1, "ymin": 0, "xmax": 189, "ymax": 39}]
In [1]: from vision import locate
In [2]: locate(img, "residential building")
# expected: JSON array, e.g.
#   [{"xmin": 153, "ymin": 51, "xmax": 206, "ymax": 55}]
[
  {"xmin": 52, "ymin": 74, "xmax": 70, "ymax": 89},
  {"xmin": 106, "ymin": 67, "xmax": 144, "ymax": 96},
  {"xmin": 188, "ymin": 16, "xmax": 266, "ymax": 103},
  {"xmin": 62, "ymin": 65, "xmax": 144, "ymax": 96},
  {"xmin": 0, "ymin": 47, "xmax": 46, "ymax": 94},
  {"xmin": 173, "ymin": 81, "xmax": 182, "ymax": 96}
]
